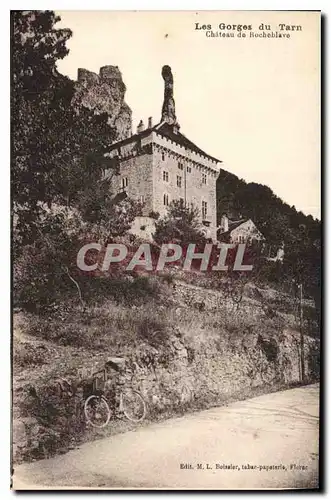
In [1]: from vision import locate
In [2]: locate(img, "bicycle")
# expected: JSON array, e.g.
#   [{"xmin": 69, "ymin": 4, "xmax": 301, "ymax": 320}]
[{"xmin": 83, "ymin": 360, "xmax": 147, "ymax": 429}]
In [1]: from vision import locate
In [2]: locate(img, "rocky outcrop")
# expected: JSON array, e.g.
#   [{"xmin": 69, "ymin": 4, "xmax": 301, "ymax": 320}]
[
  {"xmin": 73, "ymin": 65, "xmax": 132, "ymax": 141},
  {"xmin": 161, "ymin": 65, "xmax": 178, "ymax": 128}
]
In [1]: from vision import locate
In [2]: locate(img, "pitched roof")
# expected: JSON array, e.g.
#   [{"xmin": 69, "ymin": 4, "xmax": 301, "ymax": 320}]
[
  {"xmin": 153, "ymin": 122, "xmax": 221, "ymax": 164},
  {"xmin": 218, "ymin": 218, "xmax": 266, "ymax": 240},
  {"xmin": 218, "ymin": 219, "xmax": 248, "ymax": 239},
  {"xmin": 228, "ymin": 219, "xmax": 248, "ymax": 231},
  {"xmin": 108, "ymin": 121, "xmax": 221, "ymax": 164}
]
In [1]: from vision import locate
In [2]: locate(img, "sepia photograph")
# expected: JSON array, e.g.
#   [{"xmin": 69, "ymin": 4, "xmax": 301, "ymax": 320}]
[{"xmin": 11, "ymin": 10, "xmax": 321, "ymax": 490}]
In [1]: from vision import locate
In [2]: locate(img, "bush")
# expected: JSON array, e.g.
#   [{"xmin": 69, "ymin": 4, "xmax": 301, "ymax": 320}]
[
  {"xmin": 13, "ymin": 342, "xmax": 49, "ymax": 368},
  {"xmin": 13, "ymin": 199, "xmax": 145, "ymax": 313},
  {"xmin": 149, "ymin": 211, "xmax": 160, "ymax": 220},
  {"xmin": 24, "ymin": 298, "xmax": 171, "ymax": 351},
  {"xmin": 153, "ymin": 200, "xmax": 206, "ymax": 245},
  {"xmin": 136, "ymin": 317, "xmax": 169, "ymax": 347},
  {"xmin": 13, "ymin": 207, "xmax": 84, "ymax": 313}
]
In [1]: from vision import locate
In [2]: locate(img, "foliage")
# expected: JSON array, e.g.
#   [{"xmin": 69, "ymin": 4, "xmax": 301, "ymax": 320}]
[
  {"xmin": 24, "ymin": 297, "xmax": 168, "ymax": 351},
  {"xmin": 13, "ymin": 202, "xmax": 163, "ymax": 312},
  {"xmin": 80, "ymin": 274, "xmax": 163, "ymax": 306},
  {"xmin": 14, "ymin": 342, "xmax": 49, "ymax": 368},
  {"xmin": 217, "ymin": 171, "xmax": 321, "ymax": 312},
  {"xmin": 77, "ymin": 182, "xmax": 143, "ymax": 242},
  {"xmin": 12, "ymin": 11, "xmax": 146, "ymax": 312},
  {"xmin": 11, "ymin": 11, "xmax": 116, "ymax": 249},
  {"xmin": 148, "ymin": 211, "xmax": 160, "ymax": 220},
  {"xmin": 153, "ymin": 200, "xmax": 207, "ymax": 244},
  {"xmin": 13, "ymin": 206, "xmax": 85, "ymax": 312}
]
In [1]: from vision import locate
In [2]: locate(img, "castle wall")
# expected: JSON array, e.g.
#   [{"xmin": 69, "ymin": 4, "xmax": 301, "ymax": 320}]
[
  {"xmin": 109, "ymin": 150, "xmax": 154, "ymax": 216},
  {"xmin": 106, "ymin": 131, "xmax": 219, "ymax": 240},
  {"xmin": 152, "ymin": 134, "xmax": 218, "ymax": 240}
]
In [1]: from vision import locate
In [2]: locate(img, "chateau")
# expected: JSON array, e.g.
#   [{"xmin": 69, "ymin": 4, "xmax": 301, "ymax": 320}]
[{"xmin": 105, "ymin": 65, "xmax": 221, "ymax": 241}]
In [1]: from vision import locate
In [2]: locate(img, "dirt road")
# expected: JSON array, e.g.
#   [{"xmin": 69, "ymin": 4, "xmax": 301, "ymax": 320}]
[{"xmin": 12, "ymin": 384, "xmax": 319, "ymax": 490}]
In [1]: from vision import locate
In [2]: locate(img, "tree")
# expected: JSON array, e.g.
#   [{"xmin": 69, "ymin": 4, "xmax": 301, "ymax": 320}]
[
  {"xmin": 13, "ymin": 206, "xmax": 86, "ymax": 312},
  {"xmin": 216, "ymin": 172, "xmax": 321, "ymax": 322},
  {"xmin": 153, "ymin": 200, "xmax": 206, "ymax": 244},
  {"xmin": 77, "ymin": 181, "xmax": 143, "ymax": 243},
  {"xmin": 12, "ymin": 11, "xmax": 72, "ymax": 210},
  {"xmin": 11, "ymin": 11, "xmax": 116, "ymax": 248}
]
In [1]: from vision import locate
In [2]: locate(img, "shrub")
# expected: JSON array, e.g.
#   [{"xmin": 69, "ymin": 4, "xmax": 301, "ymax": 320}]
[
  {"xmin": 24, "ymin": 298, "xmax": 172, "ymax": 351},
  {"xmin": 136, "ymin": 317, "xmax": 169, "ymax": 347},
  {"xmin": 13, "ymin": 207, "xmax": 84, "ymax": 313},
  {"xmin": 149, "ymin": 211, "xmax": 160, "ymax": 220},
  {"xmin": 153, "ymin": 200, "xmax": 206, "ymax": 245},
  {"xmin": 257, "ymin": 334, "xmax": 279, "ymax": 363},
  {"xmin": 81, "ymin": 274, "xmax": 162, "ymax": 305}
]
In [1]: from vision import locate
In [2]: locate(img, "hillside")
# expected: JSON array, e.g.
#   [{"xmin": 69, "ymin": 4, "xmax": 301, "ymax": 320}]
[
  {"xmin": 12, "ymin": 276, "xmax": 320, "ymax": 464},
  {"xmin": 217, "ymin": 169, "xmax": 320, "ymax": 242},
  {"xmin": 216, "ymin": 169, "xmax": 321, "ymax": 313}
]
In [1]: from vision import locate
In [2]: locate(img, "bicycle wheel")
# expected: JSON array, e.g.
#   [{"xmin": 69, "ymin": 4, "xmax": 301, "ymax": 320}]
[
  {"xmin": 121, "ymin": 389, "xmax": 146, "ymax": 422},
  {"xmin": 84, "ymin": 395, "xmax": 111, "ymax": 428}
]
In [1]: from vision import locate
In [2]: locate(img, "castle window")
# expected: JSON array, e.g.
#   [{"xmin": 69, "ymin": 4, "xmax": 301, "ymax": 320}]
[
  {"xmin": 163, "ymin": 194, "xmax": 169, "ymax": 206},
  {"xmin": 177, "ymin": 175, "xmax": 182, "ymax": 188},
  {"xmin": 139, "ymin": 195, "xmax": 145, "ymax": 203},
  {"xmin": 187, "ymin": 166, "xmax": 191, "ymax": 173},
  {"xmin": 202, "ymin": 173, "xmax": 207, "ymax": 184},
  {"xmin": 121, "ymin": 177, "xmax": 128, "ymax": 190},
  {"xmin": 202, "ymin": 201, "xmax": 207, "ymax": 219},
  {"xmin": 162, "ymin": 152, "xmax": 165, "ymax": 161},
  {"xmin": 163, "ymin": 171, "xmax": 169, "ymax": 182},
  {"xmin": 178, "ymin": 162, "xmax": 184, "ymax": 171}
]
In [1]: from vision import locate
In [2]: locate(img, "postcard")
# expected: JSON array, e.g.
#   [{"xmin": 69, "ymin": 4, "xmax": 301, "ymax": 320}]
[{"xmin": 11, "ymin": 10, "xmax": 321, "ymax": 490}]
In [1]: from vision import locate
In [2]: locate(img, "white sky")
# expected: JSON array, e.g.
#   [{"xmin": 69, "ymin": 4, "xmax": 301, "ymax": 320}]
[{"xmin": 56, "ymin": 10, "xmax": 320, "ymax": 219}]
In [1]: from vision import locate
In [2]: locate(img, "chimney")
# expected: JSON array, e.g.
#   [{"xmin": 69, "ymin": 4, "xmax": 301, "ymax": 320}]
[
  {"xmin": 221, "ymin": 213, "xmax": 229, "ymax": 233},
  {"xmin": 137, "ymin": 120, "xmax": 145, "ymax": 134},
  {"xmin": 148, "ymin": 116, "xmax": 153, "ymax": 129}
]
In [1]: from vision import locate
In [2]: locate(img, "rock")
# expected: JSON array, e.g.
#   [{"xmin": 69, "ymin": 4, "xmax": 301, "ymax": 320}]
[{"xmin": 12, "ymin": 419, "xmax": 27, "ymax": 446}]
